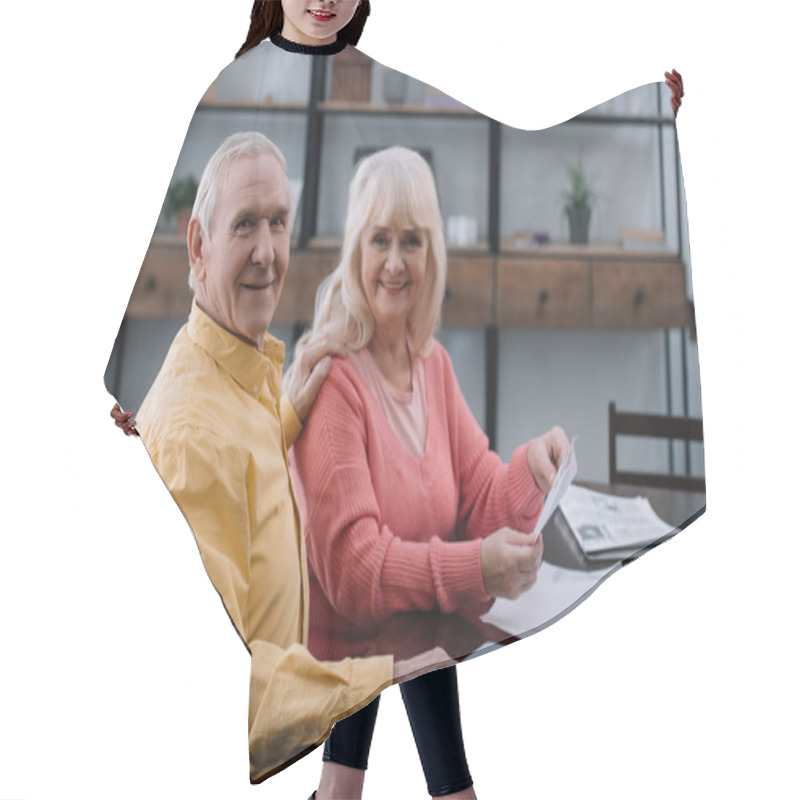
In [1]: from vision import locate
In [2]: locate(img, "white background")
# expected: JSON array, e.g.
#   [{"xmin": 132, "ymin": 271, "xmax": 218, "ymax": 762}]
[{"xmin": 2, "ymin": 1, "xmax": 797, "ymax": 798}]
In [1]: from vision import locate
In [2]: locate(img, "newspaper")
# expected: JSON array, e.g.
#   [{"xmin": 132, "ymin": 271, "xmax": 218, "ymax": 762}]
[
  {"xmin": 532, "ymin": 437, "xmax": 578, "ymax": 539},
  {"xmin": 559, "ymin": 484, "xmax": 674, "ymax": 560}
]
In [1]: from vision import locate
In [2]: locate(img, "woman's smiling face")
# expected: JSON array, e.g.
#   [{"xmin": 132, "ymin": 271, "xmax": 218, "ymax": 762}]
[
  {"xmin": 359, "ymin": 224, "xmax": 429, "ymax": 336},
  {"xmin": 280, "ymin": 1, "xmax": 361, "ymax": 45}
]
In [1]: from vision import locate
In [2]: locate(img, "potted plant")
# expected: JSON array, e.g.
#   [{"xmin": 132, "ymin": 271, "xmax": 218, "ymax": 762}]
[
  {"xmin": 562, "ymin": 156, "xmax": 595, "ymax": 245},
  {"xmin": 164, "ymin": 175, "xmax": 199, "ymax": 236}
]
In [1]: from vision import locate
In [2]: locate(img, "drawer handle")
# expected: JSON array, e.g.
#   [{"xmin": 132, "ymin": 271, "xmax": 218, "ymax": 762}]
[
  {"xmin": 634, "ymin": 286, "xmax": 645, "ymax": 305},
  {"xmin": 145, "ymin": 275, "xmax": 157, "ymax": 292},
  {"xmin": 538, "ymin": 289, "xmax": 549, "ymax": 304}
]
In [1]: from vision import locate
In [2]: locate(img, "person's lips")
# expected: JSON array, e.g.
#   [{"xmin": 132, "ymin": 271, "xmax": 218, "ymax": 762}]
[
  {"xmin": 241, "ymin": 274, "xmax": 277, "ymax": 291},
  {"xmin": 307, "ymin": 9, "xmax": 335, "ymax": 22},
  {"xmin": 379, "ymin": 280, "xmax": 409, "ymax": 295}
]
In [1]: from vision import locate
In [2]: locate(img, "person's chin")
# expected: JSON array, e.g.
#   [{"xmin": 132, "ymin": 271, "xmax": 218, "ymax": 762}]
[
  {"xmin": 242, "ymin": 285, "xmax": 278, "ymax": 316},
  {"xmin": 376, "ymin": 291, "xmax": 411, "ymax": 312},
  {"xmin": 237, "ymin": 309, "xmax": 274, "ymax": 343},
  {"xmin": 296, "ymin": 22, "xmax": 336, "ymax": 42}
]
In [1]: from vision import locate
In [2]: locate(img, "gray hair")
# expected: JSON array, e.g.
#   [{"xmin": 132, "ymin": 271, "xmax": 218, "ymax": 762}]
[{"xmin": 187, "ymin": 131, "xmax": 289, "ymax": 291}]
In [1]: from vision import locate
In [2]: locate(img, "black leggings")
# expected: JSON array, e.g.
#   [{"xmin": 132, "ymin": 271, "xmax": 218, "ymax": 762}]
[{"xmin": 323, "ymin": 665, "xmax": 473, "ymax": 797}]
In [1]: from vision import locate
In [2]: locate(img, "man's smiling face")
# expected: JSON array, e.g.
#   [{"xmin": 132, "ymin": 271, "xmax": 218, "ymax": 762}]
[{"xmin": 192, "ymin": 153, "xmax": 291, "ymax": 350}]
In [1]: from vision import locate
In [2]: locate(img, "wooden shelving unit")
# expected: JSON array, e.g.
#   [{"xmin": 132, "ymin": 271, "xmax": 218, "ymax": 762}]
[{"xmin": 118, "ymin": 53, "xmax": 691, "ymax": 447}]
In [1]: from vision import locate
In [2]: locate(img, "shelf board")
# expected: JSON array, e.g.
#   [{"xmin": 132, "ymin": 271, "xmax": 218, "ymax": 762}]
[
  {"xmin": 499, "ymin": 241, "xmax": 680, "ymax": 261},
  {"xmin": 569, "ymin": 112, "xmax": 675, "ymax": 126},
  {"xmin": 150, "ymin": 231, "xmax": 300, "ymax": 249},
  {"xmin": 151, "ymin": 232, "xmax": 187, "ymax": 247},
  {"xmin": 197, "ymin": 100, "xmax": 309, "ymax": 113},
  {"xmin": 306, "ymin": 236, "xmax": 342, "ymax": 252},
  {"xmin": 194, "ymin": 102, "xmax": 673, "ymax": 127},
  {"xmin": 447, "ymin": 242, "xmax": 491, "ymax": 256},
  {"xmin": 319, "ymin": 101, "xmax": 480, "ymax": 118},
  {"xmin": 306, "ymin": 236, "xmax": 490, "ymax": 256},
  {"xmin": 196, "ymin": 99, "xmax": 673, "ymax": 125},
  {"xmin": 151, "ymin": 233, "xmax": 675, "ymax": 263}
]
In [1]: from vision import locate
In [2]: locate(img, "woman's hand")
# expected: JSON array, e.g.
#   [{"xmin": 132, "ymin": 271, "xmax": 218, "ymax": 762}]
[
  {"xmin": 665, "ymin": 69, "xmax": 684, "ymax": 116},
  {"xmin": 283, "ymin": 336, "xmax": 346, "ymax": 422},
  {"xmin": 480, "ymin": 528, "xmax": 544, "ymax": 600},
  {"xmin": 526, "ymin": 426, "xmax": 569, "ymax": 493},
  {"xmin": 393, "ymin": 647, "xmax": 454, "ymax": 682},
  {"xmin": 110, "ymin": 402, "xmax": 139, "ymax": 437}
]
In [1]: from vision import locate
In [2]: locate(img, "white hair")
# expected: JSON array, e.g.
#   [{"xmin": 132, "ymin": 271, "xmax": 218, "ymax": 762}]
[
  {"xmin": 300, "ymin": 146, "xmax": 447, "ymax": 356},
  {"xmin": 187, "ymin": 131, "xmax": 290, "ymax": 291}
]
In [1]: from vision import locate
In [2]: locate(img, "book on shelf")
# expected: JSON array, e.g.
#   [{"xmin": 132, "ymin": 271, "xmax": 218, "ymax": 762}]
[
  {"xmin": 559, "ymin": 484, "xmax": 674, "ymax": 560},
  {"xmin": 620, "ymin": 228, "xmax": 667, "ymax": 252}
]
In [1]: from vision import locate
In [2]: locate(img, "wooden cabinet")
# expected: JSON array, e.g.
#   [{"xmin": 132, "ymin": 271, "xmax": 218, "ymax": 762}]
[
  {"xmin": 498, "ymin": 258, "xmax": 590, "ymax": 328},
  {"xmin": 497, "ymin": 248, "xmax": 690, "ymax": 329},
  {"xmin": 125, "ymin": 234, "xmax": 191, "ymax": 319},
  {"xmin": 592, "ymin": 259, "xmax": 689, "ymax": 328},
  {"xmin": 129, "ymin": 237, "xmax": 690, "ymax": 330},
  {"xmin": 442, "ymin": 257, "xmax": 493, "ymax": 327}
]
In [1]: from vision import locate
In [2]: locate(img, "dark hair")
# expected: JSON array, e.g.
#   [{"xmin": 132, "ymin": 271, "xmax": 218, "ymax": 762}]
[{"xmin": 236, "ymin": 1, "xmax": 371, "ymax": 58}]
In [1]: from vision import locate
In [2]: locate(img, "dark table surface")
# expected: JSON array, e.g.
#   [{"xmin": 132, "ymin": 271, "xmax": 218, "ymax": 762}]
[{"xmin": 367, "ymin": 482, "xmax": 706, "ymax": 662}]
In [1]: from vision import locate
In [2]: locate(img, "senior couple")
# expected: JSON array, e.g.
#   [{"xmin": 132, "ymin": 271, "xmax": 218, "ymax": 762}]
[{"xmin": 116, "ymin": 131, "xmax": 568, "ymax": 796}]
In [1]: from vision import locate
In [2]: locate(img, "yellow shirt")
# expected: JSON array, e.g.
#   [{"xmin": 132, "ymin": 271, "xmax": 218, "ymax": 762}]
[{"xmin": 137, "ymin": 301, "xmax": 392, "ymax": 782}]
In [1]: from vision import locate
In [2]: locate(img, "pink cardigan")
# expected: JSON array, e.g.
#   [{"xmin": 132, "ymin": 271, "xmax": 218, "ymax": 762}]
[{"xmin": 291, "ymin": 341, "xmax": 544, "ymax": 660}]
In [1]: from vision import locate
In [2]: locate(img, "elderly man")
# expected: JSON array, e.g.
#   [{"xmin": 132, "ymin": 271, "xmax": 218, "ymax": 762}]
[{"xmin": 119, "ymin": 132, "xmax": 440, "ymax": 783}]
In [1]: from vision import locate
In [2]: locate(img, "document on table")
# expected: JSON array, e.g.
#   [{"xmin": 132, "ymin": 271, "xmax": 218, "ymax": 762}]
[
  {"xmin": 559, "ymin": 485, "xmax": 674, "ymax": 560},
  {"xmin": 481, "ymin": 560, "xmax": 617, "ymax": 636},
  {"xmin": 533, "ymin": 437, "xmax": 578, "ymax": 539}
]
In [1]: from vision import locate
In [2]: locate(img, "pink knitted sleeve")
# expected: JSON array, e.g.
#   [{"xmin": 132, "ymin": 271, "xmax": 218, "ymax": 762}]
[
  {"xmin": 436, "ymin": 347, "xmax": 546, "ymax": 537},
  {"xmin": 294, "ymin": 368, "xmax": 487, "ymax": 624}
]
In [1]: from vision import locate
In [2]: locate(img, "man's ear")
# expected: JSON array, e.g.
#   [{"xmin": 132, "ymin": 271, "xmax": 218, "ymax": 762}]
[{"xmin": 188, "ymin": 217, "xmax": 206, "ymax": 284}]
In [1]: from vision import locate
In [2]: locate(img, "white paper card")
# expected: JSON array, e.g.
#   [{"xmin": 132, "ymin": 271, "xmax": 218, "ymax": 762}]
[{"xmin": 532, "ymin": 437, "xmax": 578, "ymax": 539}]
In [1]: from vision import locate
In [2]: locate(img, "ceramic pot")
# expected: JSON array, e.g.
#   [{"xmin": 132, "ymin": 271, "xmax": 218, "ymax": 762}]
[{"xmin": 566, "ymin": 203, "xmax": 591, "ymax": 244}]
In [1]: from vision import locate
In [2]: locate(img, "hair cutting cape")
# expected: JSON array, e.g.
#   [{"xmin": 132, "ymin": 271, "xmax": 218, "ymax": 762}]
[{"xmin": 105, "ymin": 37, "xmax": 703, "ymax": 781}]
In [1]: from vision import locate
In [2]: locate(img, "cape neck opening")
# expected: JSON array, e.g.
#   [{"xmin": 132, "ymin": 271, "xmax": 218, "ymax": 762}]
[{"xmin": 270, "ymin": 32, "xmax": 348, "ymax": 55}]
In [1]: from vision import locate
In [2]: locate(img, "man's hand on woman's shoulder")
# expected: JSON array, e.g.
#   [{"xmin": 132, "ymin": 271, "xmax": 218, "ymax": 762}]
[{"xmin": 283, "ymin": 336, "xmax": 347, "ymax": 422}]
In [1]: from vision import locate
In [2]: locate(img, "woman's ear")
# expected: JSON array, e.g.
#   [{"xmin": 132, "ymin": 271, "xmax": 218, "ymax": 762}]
[{"xmin": 188, "ymin": 217, "xmax": 206, "ymax": 284}]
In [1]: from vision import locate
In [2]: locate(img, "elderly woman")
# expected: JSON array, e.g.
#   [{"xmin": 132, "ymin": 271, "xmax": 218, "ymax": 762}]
[{"xmin": 291, "ymin": 146, "xmax": 570, "ymax": 799}]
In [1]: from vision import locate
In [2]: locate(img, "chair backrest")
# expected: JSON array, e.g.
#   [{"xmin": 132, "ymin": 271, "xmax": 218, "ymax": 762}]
[{"xmin": 608, "ymin": 402, "xmax": 705, "ymax": 492}]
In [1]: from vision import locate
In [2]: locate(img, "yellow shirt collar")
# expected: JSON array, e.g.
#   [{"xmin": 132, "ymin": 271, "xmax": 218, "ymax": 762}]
[{"xmin": 187, "ymin": 300, "xmax": 285, "ymax": 395}]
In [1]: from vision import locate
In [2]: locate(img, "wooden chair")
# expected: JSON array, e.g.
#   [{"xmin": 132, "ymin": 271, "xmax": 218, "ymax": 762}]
[{"xmin": 608, "ymin": 402, "xmax": 705, "ymax": 493}]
